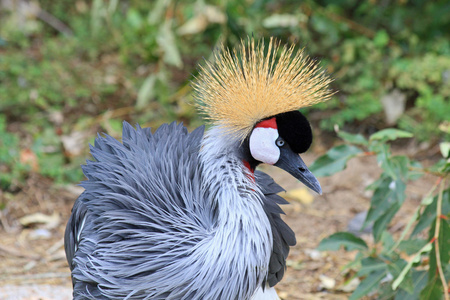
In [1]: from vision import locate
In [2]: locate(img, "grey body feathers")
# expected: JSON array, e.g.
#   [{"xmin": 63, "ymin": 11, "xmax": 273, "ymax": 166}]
[{"xmin": 65, "ymin": 122, "xmax": 295, "ymax": 299}]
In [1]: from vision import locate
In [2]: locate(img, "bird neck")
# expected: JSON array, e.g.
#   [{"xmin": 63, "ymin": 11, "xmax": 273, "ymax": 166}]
[
  {"xmin": 243, "ymin": 160, "xmax": 255, "ymax": 182},
  {"xmin": 199, "ymin": 127, "xmax": 272, "ymax": 298},
  {"xmin": 200, "ymin": 126, "xmax": 261, "ymax": 209},
  {"xmin": 200, "ymin": 134, "xmax": 261, "ymax": 215}
]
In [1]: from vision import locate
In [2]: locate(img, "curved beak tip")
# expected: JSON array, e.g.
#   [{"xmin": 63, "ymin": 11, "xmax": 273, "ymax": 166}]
[
  {"xmin": 274, "ymin": 149, "xmax": 324, "ymax": 196},
  {"xmin": 308, "ymin": 180, "xmax": 322, "ymax": 195},
  {"xmin": 315, "ymin": 185, "xmax": 323, "ymax": 195}
]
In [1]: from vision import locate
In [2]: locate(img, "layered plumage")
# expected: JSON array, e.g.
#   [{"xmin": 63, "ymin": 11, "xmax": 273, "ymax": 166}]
[
  {"xmin": 65, "ymin": 37, "xmax": 332, "ymax": 299},
  {"xmin": 65, "ymin": 123, "xmax": 293, "ymax": 299}
]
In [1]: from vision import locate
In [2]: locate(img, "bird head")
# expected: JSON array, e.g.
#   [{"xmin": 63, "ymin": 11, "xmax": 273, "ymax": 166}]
[
  {"xmin": 193, "ymin": 37, "xmax": 333, "ymax": 194},
  {"xmin": 244, "ymin": 111, "xmax": 321, "ymax": 194}
]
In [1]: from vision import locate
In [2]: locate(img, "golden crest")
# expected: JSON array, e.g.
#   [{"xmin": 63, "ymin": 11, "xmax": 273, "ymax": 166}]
[{"xmin": 193, "ymin": 37, "xmax": 334, "ymax": 142}]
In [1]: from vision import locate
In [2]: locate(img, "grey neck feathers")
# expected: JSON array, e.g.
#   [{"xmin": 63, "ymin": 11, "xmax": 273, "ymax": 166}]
[{"xmin": 199, "ymin": 126, "xmax": 273, "ymax": 299}]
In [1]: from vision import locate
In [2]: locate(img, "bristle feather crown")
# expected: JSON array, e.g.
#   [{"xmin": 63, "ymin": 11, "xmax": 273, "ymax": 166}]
[{"xmin": 193, "ymin": 37, "xmax": 333, "ymax": 142}]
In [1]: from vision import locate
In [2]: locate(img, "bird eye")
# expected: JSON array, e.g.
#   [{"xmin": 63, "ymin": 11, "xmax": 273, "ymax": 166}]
[{"xmin": 276, "ymin": 138, "xmax": 285, "ymax": 147}]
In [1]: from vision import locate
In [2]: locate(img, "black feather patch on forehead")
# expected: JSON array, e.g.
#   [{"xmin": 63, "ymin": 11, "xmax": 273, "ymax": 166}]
[{"xmin": 275, "ymin": 111, "xmax": 312, "ymax": 153}]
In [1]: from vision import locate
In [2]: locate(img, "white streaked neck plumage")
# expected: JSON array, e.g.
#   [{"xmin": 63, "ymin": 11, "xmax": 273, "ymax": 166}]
[{"xmin": 199, "ymin": 126, "xmax": 273, "ymax": 299}]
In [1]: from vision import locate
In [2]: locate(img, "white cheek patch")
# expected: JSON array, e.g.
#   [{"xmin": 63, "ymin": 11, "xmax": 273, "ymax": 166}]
[{"xmin": 249, "ymin": 127, "xmax": 280, "ymax": 165}]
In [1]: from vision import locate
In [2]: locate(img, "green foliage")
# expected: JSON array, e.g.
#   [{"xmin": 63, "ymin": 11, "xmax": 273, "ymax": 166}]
[
  {"xmin": 314, "ymin": 130, "xmax": 450, "ymax": 299},
  {"xmin": 0, "ymin": 112, "xmax": 85, "ymax": 190},
  {"xmin": 309, "ymin": 144, "xmax": 362, "ymax": 177},
  {"xmin": 0, "ymin": 2, "xmax": 448, "ymax": 182},
  {"xmin": 0, "ymin": 3, "xmax": 448, "ymax": 297},
  {"xmin": 0, "ymin": 116, "xmax": 28, "ymax": 190},
  {"xmin": 350, "ymin": 269, "xmax": 387, "ymax": 300},
  {"xmin": 317, "ymin": 232, "xmax": 368, "ymax": 251},
  {"xmin": 369, "ymin": 129, "xmax": 413, "ymax": 143}
]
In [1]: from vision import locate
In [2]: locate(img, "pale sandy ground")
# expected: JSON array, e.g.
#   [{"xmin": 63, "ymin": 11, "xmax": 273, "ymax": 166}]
[{"xmin": 0, "ymin": 285, "xmax": 72, "ymax": 300}]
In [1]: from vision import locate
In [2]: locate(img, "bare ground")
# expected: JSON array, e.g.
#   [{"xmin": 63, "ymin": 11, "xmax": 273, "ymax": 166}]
[{"xmin": 0, "ymin": 152, "xmax": 436, "ymax": 299}]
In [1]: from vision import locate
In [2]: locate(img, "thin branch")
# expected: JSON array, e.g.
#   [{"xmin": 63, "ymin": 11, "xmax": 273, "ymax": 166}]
[
  {"xmin": 355, "ymin": 151, "xmax": 376, "ymax": 157},
  {"xmin": 434, "ymin": 178, "xmax": 449, "ymax": 300},
  {"xmin": 409, "ymin": 166, "xmax": 449, "ymax": 178}
]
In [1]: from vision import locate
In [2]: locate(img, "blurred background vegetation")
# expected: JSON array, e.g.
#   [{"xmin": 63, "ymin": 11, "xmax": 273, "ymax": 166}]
[
  {"xmin": 0, "ymin": 1, "xmax": 449, "ymax": 298},
  {"xmin": 0, "ymin": 0, "xmax": 449, "ymax": 193}
]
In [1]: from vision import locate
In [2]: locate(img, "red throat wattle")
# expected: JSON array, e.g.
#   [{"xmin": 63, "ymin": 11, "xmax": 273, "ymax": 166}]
[{"xmin": 243, "ymin": 160, "xmax": 255, "ymax": 182}]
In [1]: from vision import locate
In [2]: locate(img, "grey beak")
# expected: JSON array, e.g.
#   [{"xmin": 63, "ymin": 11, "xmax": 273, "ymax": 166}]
[{"xmin": 274, "ymin": 147, "xmax": 322, "ymax": 195}]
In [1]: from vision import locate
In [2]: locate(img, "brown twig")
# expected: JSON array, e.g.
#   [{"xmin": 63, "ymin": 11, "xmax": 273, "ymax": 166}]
[
  {"xmin": 37, "ymin": 9, "xmax": 73, "ymax": 36},
  {"xmin": 18, "ymin": 1, "xmax": 73, "ymax": 36}
]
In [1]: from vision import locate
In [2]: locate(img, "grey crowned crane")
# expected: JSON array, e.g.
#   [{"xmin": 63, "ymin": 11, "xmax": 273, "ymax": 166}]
[{"xmin": 64, "ymin": 37, "xmax": 333, "ymax": 299}]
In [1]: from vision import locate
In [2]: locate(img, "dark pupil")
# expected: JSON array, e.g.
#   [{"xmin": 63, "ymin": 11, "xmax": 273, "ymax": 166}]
[{"xmin": 277, "ymin": 138, "xmax": 284, "ymax": 146}]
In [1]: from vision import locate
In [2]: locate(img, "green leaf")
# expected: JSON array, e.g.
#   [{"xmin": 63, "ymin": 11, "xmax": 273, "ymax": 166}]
[
  {"xmin": 126, "ymin": 8, "xmax": 144, "ymax": 29},
  {"xmin": 389, "ymin": 259, "xmax": 414, "ymax": 294},
  {"xmin": 364, "ymin": 177, "xmax": 406, "ymax": 241},
  {"xmin": 373, "ymin": 143, "xmax": 396, "ymax": 178},
  {"xmin": 337, "ymin": 131, "xmax": 369, "ymax": 146},
  {"xmin": 148, "ymin": 0, "xmax": 170, "ymax": 25},
  {"xmin": 357, "ymin": 257, "xmax": 387, "ymax": 276},
  {"xmin": 389, "ymin": 155, "xmax": 410, "ymax": 180},
  {"xmin": 428, "ymin": 218, "xmax": 450, "ymax": 285},
  {"xmin": 262, "ymin": 14, "xmax": 301, "ymax": 28},
  {"xmin": 381, "ymin": 231, "xmax": 395, "ymax": 250},
  {"xmin": 421, "ymin": 195, "xmax": 435, "ymax": 206},
  {"xmin": 420, "ymin": 277, "xmax": 443, "ymax": 300},
  {"xmin": 365, "ymin": 177, "xmax": 406, "ymax": 219},
  {"xmin": 350, "ymin": 269, "xmax": 386, "ymax": 300},
  {"xmin": 137, "ymin": 74, "xmax": 157, "ymax": 109},
  {"xmin": 309, "ymin": 144, "xmax": 362, "ymax": 177},
  {"xmin": 439, "ymin": 142, "xmax": 450, "ymax": 158},
  {"xmin": 392, "ymin": 243, "xmax": 432, "ymax": 291},
  {"xmin": 395, "ymin": 270, "xmax": 428, "ymax": 300},
  {"xmin": 411, "ymin": 189, "xmax": 450, "ymax": 236},
  {"xmin": 369, "ymin": 129, "xmax": 413, "ymax": 143},
  {"xmin": 366, "ymin": 175, "xmax": 387, "ymax": 191},
  {"xmin": 439, "ymin": 161, "xmax": 450, "ymax": 174},
  {"xmin": 374, "ymin": 30, "xmax": 389, "ymax": 47},
  {"xmin": 398, "ymin": 239, "xmax": 428, "ymax": 255},
  {"xmin": 374, "ymin": 146, "xmax": 410, "ymax": 181},
  {"xmin": 373, "ymin": 202, "xmax": 401, "ymax": 241},
  {"xmin": 157, "ymin": 21, "xmax": 183, "ymax": 68},
  {"xmin": 317, "ymin": 232, "xmax": 368, "ymax": 251}
]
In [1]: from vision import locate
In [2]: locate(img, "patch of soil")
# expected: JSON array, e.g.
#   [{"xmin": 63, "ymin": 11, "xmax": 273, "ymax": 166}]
[{"xmin": 0, "ymin": 153, "xmax": 436, "ymax": 299}]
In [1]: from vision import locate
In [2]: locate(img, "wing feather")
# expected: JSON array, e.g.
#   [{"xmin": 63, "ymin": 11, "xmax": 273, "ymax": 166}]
[{"xmin": 64, "ymin": 122, "xmax": 210, "ymax": 299}]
